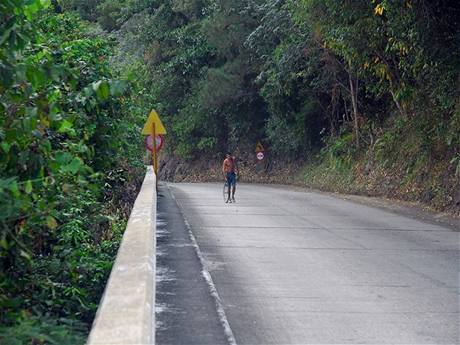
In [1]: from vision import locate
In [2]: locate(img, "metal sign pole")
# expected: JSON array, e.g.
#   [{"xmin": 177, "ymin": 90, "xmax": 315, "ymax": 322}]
[
  {"xmin": 152, "ymin": 122, "xmax": 158, "ymax": 187},
  {"xmin": 142, "ymin": 109, "xmax": 166, "ymax": 188}
]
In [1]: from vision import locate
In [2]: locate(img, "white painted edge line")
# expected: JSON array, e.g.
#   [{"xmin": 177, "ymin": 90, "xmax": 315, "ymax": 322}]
[
  {"xmin": 87, "ymin": 167, "xmax": 156, "ymax": 345},
  {"xmin": 167, "ymin": 184, "xmax": 238, "ymax": 345}
]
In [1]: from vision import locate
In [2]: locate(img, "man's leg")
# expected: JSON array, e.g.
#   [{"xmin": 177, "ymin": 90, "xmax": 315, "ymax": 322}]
[
  {"xmin": 231, "ymin": 173, "xmax": 236, "ymax": 201},
  {"xmin": 226, "ymin": 174, "xmax": 232, "ymax": 202}
]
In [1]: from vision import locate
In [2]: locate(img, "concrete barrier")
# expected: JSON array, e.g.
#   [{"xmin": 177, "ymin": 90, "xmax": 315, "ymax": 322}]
[{"xmin": 87, "ymin": 167, "xmax": 156, "ymax": 345}]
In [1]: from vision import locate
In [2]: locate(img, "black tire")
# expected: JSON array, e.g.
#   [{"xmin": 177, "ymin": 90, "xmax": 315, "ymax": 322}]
[{"xmin": 223, "ymin": 181, "xmax": 230, "ymax": 203}]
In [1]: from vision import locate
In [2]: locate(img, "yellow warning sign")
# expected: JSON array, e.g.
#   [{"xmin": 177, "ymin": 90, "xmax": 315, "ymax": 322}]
[
  {"xmin": 142, "ymin": 109, "xmax": 167, "ymax": 135},
  {"xmin": 255, "ymin": 141, "xmax": 265, "ymax": 152}
]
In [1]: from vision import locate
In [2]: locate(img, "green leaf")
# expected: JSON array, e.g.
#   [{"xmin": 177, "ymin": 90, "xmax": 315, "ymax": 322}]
[
  {"xmin": 24, "ymin": 0, "xmax": 51, "ymax": 20},
  {"xmin": 41, "ymin": 0, "xmax": 51, "ymax": 7},
  {"xmin": 25, "ymin": 180, "xmax": 33, "ymax": 194},
  {"xmin": 9, "ymin": 181, "xmax": 20, "ymax": 197},
  {"xmin": 0, "ymin": 238, "xmax": 9, "ymax": 250},
  {"xmin": 55, "ymin": 151, "xmax": 73, "ymax": 165},
  {"xmin": 0, "ymin": 177, "xmax": 16, "ymax": 189},
  {"xmin": 0, "ymin": 142, "xmax": 10, "ymax": 153},
  {"xmin": 42, "ymin": 139, "xmax": 52, "ymax": 153},
  {"xmin": 0, "ymin": 24, "xmax": 15, "ymax": 47},
  {"xmin": 58, "ymin": 119, "xmax": 74, "ymax": 133},
  {"xmin": 61, "ymin": 157, "xmax": 82, "ymax": 174},
  {"xmin": 46, "ymin": 216, "xmax": 58, "ymax": 229},
  {"xmin": 19, "ymin": 250, "xmax": 32, "ymax": 260},
  {"xmin": 93, "ymin": 80, "xmax": 110, "ymax": 100},
  {"xmin": 26, "ymin": 65, "xmax": 46, "ymax": 89}
]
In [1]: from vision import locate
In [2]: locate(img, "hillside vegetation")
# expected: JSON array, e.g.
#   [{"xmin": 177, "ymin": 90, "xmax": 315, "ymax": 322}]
[
  {"xmin": 1, "ymin": 0, "xmax": 459, "ymax": 343},
  {"xmin": 79, "ymin": 0, "xmax": 458, "ymax": 211}
]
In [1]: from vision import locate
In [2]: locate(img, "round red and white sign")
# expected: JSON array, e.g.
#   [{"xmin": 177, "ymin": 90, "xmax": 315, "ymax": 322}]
[
  {"xmin": 145, "ymin": 134, "xmax": 164, "ymax": 152},
  {"xmin": 256, "ymin": 151, "xmax": 264, "ymax": 160}
]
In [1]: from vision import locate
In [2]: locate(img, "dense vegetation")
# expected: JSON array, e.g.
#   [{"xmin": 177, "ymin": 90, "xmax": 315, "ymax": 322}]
[
  {"xmin": 66, "ymin": 0, "xmax": 459, "ymax": 208},
  {"xmin": 1, "ymin": 0, "xmax": 147, "ymax": 343},
  {"xmin": 1, "ymin": 0, "xmax": 459, "ymax": 343}
]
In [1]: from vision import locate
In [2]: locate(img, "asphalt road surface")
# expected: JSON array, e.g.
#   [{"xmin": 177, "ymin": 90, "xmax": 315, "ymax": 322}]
[{"xmin": 157, "ymin": 182, "xmax": 459, "ymax": 345}]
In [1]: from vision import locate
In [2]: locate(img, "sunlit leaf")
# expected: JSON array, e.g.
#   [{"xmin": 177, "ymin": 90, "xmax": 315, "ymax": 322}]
[
  {"xmin": 24, "ymin": 0, "xmax": 51, "ymax": 19},
  {"xmin": 0, "ymin": 238, "xmax": 9, "ymax": 250},
  {"xmin": 1, "ymin": 142, "xmax": 10, "ymax": 153},
  {"xmin": 94, "ymin": 80, "xmax": 110, "ymax": 100},
  {"xmin": 58, "ymin": 120, "xmax": 74, "ymax": 134},
  {"xmin": 19, "ymin": 250, "xmax": 32, "ymax": 260},
  {"xmin": 25, "ymin": 180, "xmax": 33, "ymax": 194},
  {"xmin": 46, "ymin": 216, "xmax": 58, "ymax": 229}
]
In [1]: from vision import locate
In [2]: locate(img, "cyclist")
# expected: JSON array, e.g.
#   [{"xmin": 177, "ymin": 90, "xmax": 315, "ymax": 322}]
[{"xmin": 222, "ymin": 152, "xmax": 239, "ymax": 203}]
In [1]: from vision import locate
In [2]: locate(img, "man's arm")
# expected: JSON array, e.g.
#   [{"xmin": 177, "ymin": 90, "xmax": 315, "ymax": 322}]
[{"xmin": 222, "ymin": 160, "xmax": 227, "ymax": 178}]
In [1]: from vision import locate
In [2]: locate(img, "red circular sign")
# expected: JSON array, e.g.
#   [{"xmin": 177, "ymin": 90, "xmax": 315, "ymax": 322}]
[
  {"xmin": 256, "ymin": 152, "xmax": 264, "ymax": 160},
  {"xmin": 145, "ymin": 135, "xmax": 164, "ymax": 152}
]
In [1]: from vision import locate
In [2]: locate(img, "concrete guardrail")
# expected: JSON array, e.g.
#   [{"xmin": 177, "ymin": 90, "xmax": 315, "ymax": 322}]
[{"xmin": 87, "ymin": 167, "xmax": 156, "ymax": 345}]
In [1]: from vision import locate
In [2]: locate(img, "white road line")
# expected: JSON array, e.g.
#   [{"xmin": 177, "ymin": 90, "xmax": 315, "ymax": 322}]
[{"xmin": 168, "ymin": 184, "xmax": 238, "ymax": 345}]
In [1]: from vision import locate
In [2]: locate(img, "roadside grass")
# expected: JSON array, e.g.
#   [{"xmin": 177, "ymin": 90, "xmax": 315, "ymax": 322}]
[{"xmin": 301, "ymin": 125, "xmax": 459, "ymax": 214}]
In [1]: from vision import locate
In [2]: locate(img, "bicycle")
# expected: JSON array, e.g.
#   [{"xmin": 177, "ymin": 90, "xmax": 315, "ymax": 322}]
[
  {"xmin": 223, "ymin": 180, "xmax": 230, "ymax": 203},
  {"xmin": 223, "ymin": 173, "xmax": 240, "ymax": 203}
]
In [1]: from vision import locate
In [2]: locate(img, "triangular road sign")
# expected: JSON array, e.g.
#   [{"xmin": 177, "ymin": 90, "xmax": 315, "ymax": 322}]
[
  {"xmin": 255, "ymin": 141, "xmax": 265, "ymax": 152},
  {"xmin": 142, "ymin": 109, "xmax": 167, "ymax": 135}
]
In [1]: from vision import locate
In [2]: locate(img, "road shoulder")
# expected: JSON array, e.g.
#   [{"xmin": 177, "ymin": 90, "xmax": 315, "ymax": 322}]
[
  {"xmin": 249, "ymin": 182, "xmax": 459, "ymax": 231},
  {"xmin": 155, "ymin": 183, "xmax": 229, "ymax": 345}
]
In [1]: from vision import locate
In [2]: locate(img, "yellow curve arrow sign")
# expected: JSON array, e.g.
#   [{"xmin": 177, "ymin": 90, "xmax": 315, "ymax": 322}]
[{"xmin": 142, "ymin": 109, "xmax": 167, "ymax": 135}]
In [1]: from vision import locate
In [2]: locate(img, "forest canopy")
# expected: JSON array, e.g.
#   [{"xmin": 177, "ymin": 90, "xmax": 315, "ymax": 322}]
[{"xmin": 64, "ymin": 0, "xmax": 460, "ymax": 159}]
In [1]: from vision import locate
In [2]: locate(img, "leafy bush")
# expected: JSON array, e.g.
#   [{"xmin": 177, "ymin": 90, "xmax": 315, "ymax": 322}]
[
  {"xmin": 1, "ymin": 1, "xmax": 145, "ymax": 342},
  {"xmin": 0, "ymin": 314, "xmax": 86, "ymax": 345}
]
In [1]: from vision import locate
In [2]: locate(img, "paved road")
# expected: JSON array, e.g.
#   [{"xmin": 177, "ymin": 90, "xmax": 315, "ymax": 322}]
[
  {"xmin": 160, "ymin": 182, "xmax": 459, "ymax": 345},
  {"xmin": 156, "ymin": 184, "xmax": 229, "ymax": 345}
]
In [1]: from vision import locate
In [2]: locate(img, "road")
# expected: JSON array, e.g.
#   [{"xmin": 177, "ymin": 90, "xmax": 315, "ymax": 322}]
[{"xmin": 157, "ymin": 182, "xmax": 459, "ymax": 345}]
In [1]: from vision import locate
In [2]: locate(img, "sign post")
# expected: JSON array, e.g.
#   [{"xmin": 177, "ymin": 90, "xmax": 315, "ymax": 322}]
[
  {"xmin": 142, "ymin": 109, "xmax": 167, "ymax": 182},
  {"xmin": 255, "ymin": 141, "xmax": 265, "ymax": 160},
  {"xmin": 255, "ymin": 141, "xmax": 266, "ymax": 173},
  {"xmin": 152, "ymin": 122, "xmax": 157, "ymax": 176}
]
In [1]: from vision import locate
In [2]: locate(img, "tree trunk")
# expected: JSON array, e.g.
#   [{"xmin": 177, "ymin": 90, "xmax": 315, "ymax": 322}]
[
  {"xmin": 390, "ymin": 89, "xmax": 405, "ymax": 117},
  {"xmin": 330, "ymin": 84, "xmax": 338, "ymax": 136},
  {"xmin": 348, "ymin": 71, "xmax": 360, "ymax": 148}
]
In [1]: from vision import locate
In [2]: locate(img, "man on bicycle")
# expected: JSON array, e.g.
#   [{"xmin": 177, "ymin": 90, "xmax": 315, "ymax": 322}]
[{"xmin": 222, "ymin": 152, "xmax": 239, "ymax": 203}]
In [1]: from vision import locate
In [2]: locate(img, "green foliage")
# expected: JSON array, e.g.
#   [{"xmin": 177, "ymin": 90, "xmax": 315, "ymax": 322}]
[
  {"xmin": 61, "ymin": 0, "xmax": 101, "ymax": 21},
  {"xmin": 102, "ymin": 0, "xmax": 459, "ymax": 207},
  {"xmin": 0, "ymin": 315, "xmax": 86, "ymax": 345},
  {"xmin": 96, "ymin": 1, "xmax": 125, "ymax": 31},
  {"xmin": 1, "ymin": 1, "xmax": 146, "ymax": 342}
]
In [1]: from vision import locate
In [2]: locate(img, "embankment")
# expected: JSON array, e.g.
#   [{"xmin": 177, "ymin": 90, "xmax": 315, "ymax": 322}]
[{"xmin": 158, "ymin": 148, "xmax": 460, "ymax": 217}]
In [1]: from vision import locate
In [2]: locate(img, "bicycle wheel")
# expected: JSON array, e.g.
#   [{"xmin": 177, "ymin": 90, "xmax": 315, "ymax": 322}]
[{"xmin": 223, "ymin": 181, "xmax": 230, "ymax": 203}]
